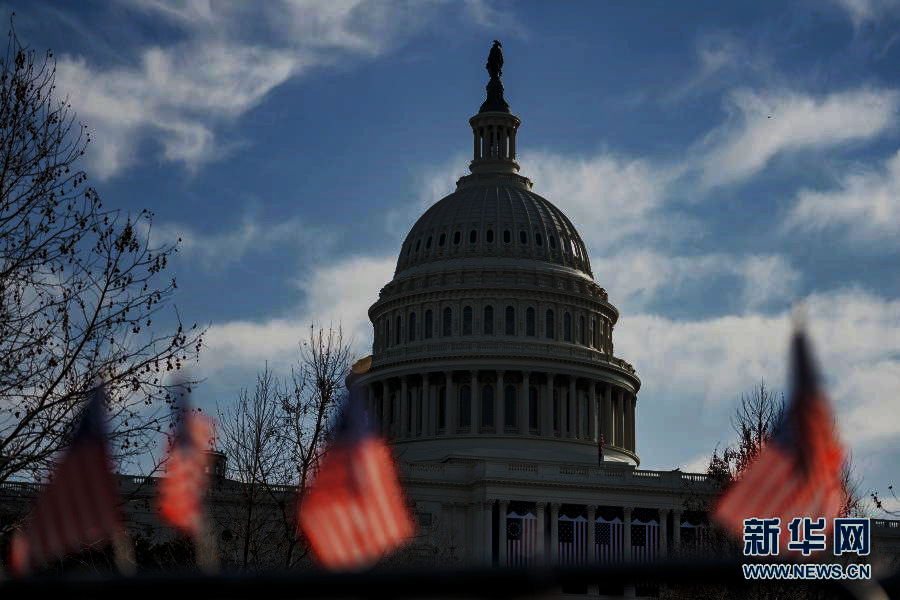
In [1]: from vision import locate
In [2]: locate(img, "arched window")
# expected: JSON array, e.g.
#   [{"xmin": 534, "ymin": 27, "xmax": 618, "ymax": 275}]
[
  {"xmin": 483, "ymin": 305, "xmax": 494, "ymax": 335},
  {"xmin": 579, "ymin": 315, "xmax": 586, "ymax": 345},
  {"xmin": 439, "ymin": 233, "xmax": 446, "ymax": 247},
  {"xmin": 438, "ymin": 386, "xmax": 446, "ymax": 429},
  {"xmin": 486, "ymin": 229, "xmax": 494, "ymax": 243},
  {"xmin": 415, "ymin": 239, "xmax": 421, "ymax": 252},
  {"xmin": 395, "ymin": 315, "xmax": 402, "ymax": 345},
  {"xmin": 459, "ymin": 385, "xmax": 471, "ymax": 429},
  {"xmin": 425, "ymin": 310, "xmax": 433, "ymax": 339},
  {"xmin": 453, "ymin": 231, "xmax": 461, "ymax": 245},
  {"xmin": 526, "ymin": 307, "xmax": 535, "ymax": 336},
  {"xmin": 545, "ymin": 309, "xmax": 555, "ymax": 339},
  {"xmin": 592, "ymin": 317, "xmax": 599, "ymax": 348},
  {"xmin": 443, "ymin": 307, "xmax": 452, "ymax": 336},
  {"xmin": 504, "ymin": 385, "xmax": 517, "ymax": 429},
  {"xmin": 503, "ymin": 230, "xmax": 511, "ymax": 243},
  {"xmin": 535, "ymin": 232, "xmax": 543, "ymax": 246},
  {"xmin": 519, "ymin": 230, "xmax": 527, "ymax": 244},
  {"xmin": 469, "ymin": 229, "xmax": 477, "ymax": 244},
  {"xmin": 549, "ymin": 235, "xmax": 557, "ymax": 249},
  {"xmin": 552, "ymin": 389, "xmax": 559, "ymax": 431},
  {"xmin": 385, "ymin": 319, "xmax": 391, "ymax": 348},
  {"xmin": 409, "ymin": 312, "xmax": 417, "ymax": 342},
  {"xmin": 481, "ymin": 385, "xmax": 494, "ymax": 428},
  {"xmin": 529, "ymin": 386, "xmax": 539, "ymax": 430},
  {"xmin": 564, "ymin": 312, "xmax": 572, "ymax": 342},
  {"xmin": 426, "ymin": 236, "xmax": 432, "ymax": 249},
  {"xmin": 463, "ymin": 306, "xmax": 473, "ymax": 335},
  {"xmin": 505, "ymin": 305, "xmax": 515, "ymax": 335}
]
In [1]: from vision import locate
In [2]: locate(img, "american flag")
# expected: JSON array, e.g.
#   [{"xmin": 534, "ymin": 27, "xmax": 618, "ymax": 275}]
[
  {"xmin": 595, "ymin": 516, "xmax": 623, "ymax": 563},
  {"xmin": 8, "ymin": 382, "xmax": 123, "ymax": 576},
  {"xmin": 630, "ymin": 518, "xmax": 659, "ymax": 562},
  {"xmin": 713, "ymin": 329, "xmax": 845, "ymax": 548},
  {"xmin": 506, "ymin": 510, "xmax": 537, "ymax": 566},
  {"xmin": 299, "ymin": 363, "xmax": 415, "ymax": 571},
  {"xmin": 558, "ymin": 515, "xmax": 588, "ymax": 564},
  {"xmin": 157, "ymin": 409, "xmax": 214, "ymax": 537},
  {"xmin": 680, "ymin": 522, "xmax": 710, "ymax": 554}
]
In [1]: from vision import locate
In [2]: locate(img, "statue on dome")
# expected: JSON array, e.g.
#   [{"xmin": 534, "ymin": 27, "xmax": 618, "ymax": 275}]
[{"xmin": 486, "ymin": 40, "xmax": 503, "ymax": 80}]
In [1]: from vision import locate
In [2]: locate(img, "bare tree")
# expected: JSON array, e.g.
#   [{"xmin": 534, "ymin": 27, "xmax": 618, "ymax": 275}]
[
  {"xmin": 0, "ymin": 19, "xmax": 204, "ymax": 490},
  {"xmin": 215, "ymin": 324, "xmax": 351, "ymax": 570}
]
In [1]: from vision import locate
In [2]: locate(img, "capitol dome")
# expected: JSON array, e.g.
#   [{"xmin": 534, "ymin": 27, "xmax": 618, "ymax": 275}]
[{"xmin": 349, "ymin": 45, "xmax": 640, "ymax": 468}]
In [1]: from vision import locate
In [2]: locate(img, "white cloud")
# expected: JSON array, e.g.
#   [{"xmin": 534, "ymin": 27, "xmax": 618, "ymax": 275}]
[
  {"xmin": 145, "ymin": 213, "xmax": 335, "ymax": 271},
  {"xmin": 56, "ymin": 1, "xmax": 451, "ymax": 179},
  {"xmin": 696, "ymin": 88, "xmax": 900, "ymax": 188},
  {"xmin": 784, "ymin": 150, "xmax": 900, "ymax": 243},
  {"xmin": 831, "ymin": 0, "xmax": 900, "ymax": 28}
]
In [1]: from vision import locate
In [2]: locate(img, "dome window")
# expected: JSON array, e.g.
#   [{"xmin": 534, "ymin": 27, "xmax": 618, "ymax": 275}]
[
  {"xmin": 459, "ymin": 385, "xmax": 472, "ymax": 429},
  {"xmin": 528, "ymin": 386, "xmax": 539, "ymax": 430},
  {"xmin": 453, "ymin": 231, "xmax": 461, "ymax": 245},
  {"xmin": 409, "ymin": 312, "xmax": 417, "ymax": 342},
  {"xmin": 483, "ymin": 305, "xmax": 494, "ymax": 335},
  {"xmin": 426, "ymin": 236, "xmax": 432, "ymax": 249},
  {"xmin": 425, "ymin": 310, "xmax": 433, "ymax": 339},
  {"xmin": 519, "ymin": 231, "xmax": 527, "ymax": 244},
  {"xmin": 549, "ymin": 235, "xmax": 557, "ymax": 249},
  {"xmin": 438, "ymin": 386, "xmax": 446, "ymax": 430},
  {"xmin": 439, "ymin": 233, "xmax": 446, "ymax": 247},
  {"xmin": 395, "ymin": 315, "xmax": 402, "ymax": 345},
  {"xmin": 503, "ymin": 230, "xmax": 511, "ymax": 243},
  {"xmin": 486, "ymin": 229, "xmax": 494, "ymax": 243},
  {"xmin": 579, "ymin": 315, "xmax": 586, "ymax": 345},
  {"xmin": 564, "ymin": 312, "xmax": 572, "ymax": 342},
  {"xmin": 545, "ymin": 309, "xmax": 555, "ymax": 339},
  {"xmin": 406, "ymin": 243, "xmax": 411, "ymax": 256},
  {"xmin": 505, "ymin": 306, "xmax": 515, "ymax": 335},
  {"xmin": 463, "ymin": 306, "xmax": 473, "ymax": 335},
  {"xmin": 535, "ymin": 232, "xmax": 543, "ymax": 246},
  {"xmin": 469, "ymin": 229, "xmax": 477, "ymax": 244},
  {"xmin": 504, "ymin": 385, "xmax": 517, "ymax": 429},
  {"xmin": 415, "ymin": 239, "xmax": 421, "ymax": 252},
  {"xmin": 526, "ymin": 307, "xmax": 535, "ymax": 336}
]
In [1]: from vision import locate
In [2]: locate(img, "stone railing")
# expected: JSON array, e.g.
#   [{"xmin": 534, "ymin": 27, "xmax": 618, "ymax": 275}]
[{"xmin": 371, "ymin": 340, "xmax": 637, "ymax": 376}]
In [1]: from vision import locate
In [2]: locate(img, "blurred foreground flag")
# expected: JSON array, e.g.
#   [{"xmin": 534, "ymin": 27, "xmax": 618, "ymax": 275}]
[
  {"xmin": 157, "ymin": 385, "xmax": 214, "ymax": 537},
  {"xmin": 9, "ymin": 382, "xmax": 124, "ymax": 576},
  {"xmin": 713, "ymin": 327, "xmax": 845, "ymax": 542},
  {"xmin": 298, "ymin": 357, "xmax": 415, "ymax": 571}
]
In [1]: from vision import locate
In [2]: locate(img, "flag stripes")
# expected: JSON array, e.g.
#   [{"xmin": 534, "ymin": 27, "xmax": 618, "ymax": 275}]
[
  {"xmin": 594, "ymin": 516, "xmax": 623, "ymax": 563},
  {"xmin": 158, "ymin": 413, "xmax": 214, "ymax": 536},
  {"xmin": 558, "ymin": 515, "xmax": 588, "ymax": 564},
  {"xmin": 506, "ymin": 510, "xmax": 536, "ymax": 566},
  {"xmin": 630, "ymin": 519, "xmax": 659, "ymax": 562}
]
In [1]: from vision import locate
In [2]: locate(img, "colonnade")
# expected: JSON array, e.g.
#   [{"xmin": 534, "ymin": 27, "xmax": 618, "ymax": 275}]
[{"xmin": 362, "ymin": 370, "xmax": 637, "ymax": 454}]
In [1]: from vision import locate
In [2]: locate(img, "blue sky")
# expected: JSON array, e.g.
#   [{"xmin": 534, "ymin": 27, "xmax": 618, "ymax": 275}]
[{"xmin": 12, "ymin": 1, "xmax": 900, "ymax": 510}]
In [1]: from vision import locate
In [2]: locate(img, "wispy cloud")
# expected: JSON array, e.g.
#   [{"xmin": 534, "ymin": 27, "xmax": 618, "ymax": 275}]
[
  {"xmin": 831, "ymin": 0, "xmax": 900, "ymax": 28},
  {"xmin": 784, "ymin": 149, "xmax": 900, "ymax": 244},
  {"xmin": 694, "ymin": 87, "xmax": 900, "ymax": 188}
]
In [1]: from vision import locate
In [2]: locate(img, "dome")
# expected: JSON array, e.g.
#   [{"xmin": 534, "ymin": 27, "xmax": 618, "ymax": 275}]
[{"xmin": 395, "ymin": 175, "xmax": 594, "ymax": 280}]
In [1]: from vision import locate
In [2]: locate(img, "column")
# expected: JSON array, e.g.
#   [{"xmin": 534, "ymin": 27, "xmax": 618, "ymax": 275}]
[
  {"xmin": 623, "ymin": 506, "xmax": 633, "ymax": 562},
  {"xmin": 542, "ymin": 374, "xmax": 553, "ymax": 437},
  {"xmin": 630, "ymin": 395, "xmax": 637, "ymax": 453},
  {"xmin": 659, "ymin": 509, "xmax": 669, "ymax": 560},
  {"xmin": 473, "ymin": 127, "xmax": 479, "ymax": 159},
  {"xmin": 411, "ymin": 384, "xmax": 419, "ymax": 437},
  {"xmin": 381, "ymin": 380, "xmax": 390, "ymax": 436},
  {"xmin": 483, "ymin": 500, "xmax": 494, "ymax": 566},
  {"xmin": 467, "ymin": 502, "xmax": 477, "ymax": 566},
  {"xmin": 586, "ymin": 505, "xmax": 596, "ymax": 564},
  {"xmin": 567, "ymin": 378, "xmax": 577, "ymax": 439},
  {"xmin": 535, "ymin": 502, "xmax": 546, "ymax": 565},
  {"xmin": 602, "ymin": 386, "xmax": 612, "ymax": 447},
  {"xmin": 510, "ymin": 126, "xmax": 516, "ymax": 158},
  {"xmin": 519, "ymin": 372, "xmax": 530, "ymax": 435},
  {"xmin": 445, "ymin": 371, "xmax": 456, "ymax": 435},
  {"xmin": 617, "ymin": 389, "xmax": 625, "ymax": 449},
  {"xmin": 470, "ymin": 369, "xmax": 479, "ymax": 433},
  {"xmin": 673, "ymin": 509, "xmax": 682, "ymax": 555},
  {"xmin": 557, "ymin": 381, "xmax": 565, "ymax": 439},
  {"xmin": 400, "ymin": 376, "xmax": 408, "ymax": 439},
  {"xmin": 589, "ymin": 382, "xmax": 597, "ymax": 442},
  {"xmin": 498, "ymin": 499, "xmax": 509, "ymax": 566},
  {"xmin": 550, "ymin": 502, "xmax": 560, "ymax": 564},
  {"xmin": 496, "ymin": 370, "xmax": 504, "ymax": 433},
  {"xmin": 422, "ymin": 374, "xmax": 431, "ymax": 437}
]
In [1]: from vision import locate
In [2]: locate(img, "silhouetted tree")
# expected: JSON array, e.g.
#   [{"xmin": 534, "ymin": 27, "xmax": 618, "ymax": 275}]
[{"xmin": 0, "ymin": 18, "xmax": 204, "ymax": 493}]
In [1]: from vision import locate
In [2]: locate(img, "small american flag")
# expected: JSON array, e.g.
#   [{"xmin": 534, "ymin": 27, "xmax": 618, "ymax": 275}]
[
  {"xmin": 506, "ymin": 510, "xmax": 537, "ymax": 566},
  {"xmin": 299, "ymin": 361, "xmax": 415, "ymax": 571},
  {"xmin": 8, "ymin": 382, "xmax": 123, "ymax": 576},
  {"xmin": 157, "ymin": 410, "xmax": 214, "ymax": 536},
  {"xmin": 713, "ymin": 329, "xmax": 845, "ymax": 549},
  {"xmin": 558, "ymin": 515, "xmax": 588, "ymax": 564},
  {"xmin": 595, "ymin": 517, "xmax": 623, "ymax": 563}
]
